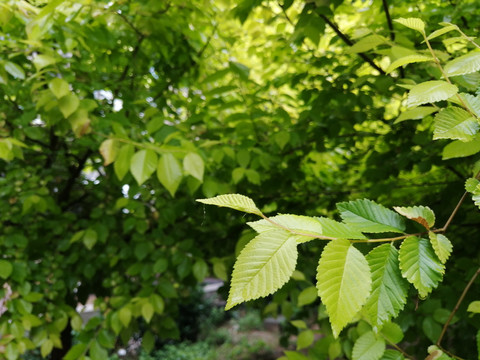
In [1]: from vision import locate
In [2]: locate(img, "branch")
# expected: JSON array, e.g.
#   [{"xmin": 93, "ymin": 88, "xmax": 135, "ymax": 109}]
[
  {"xmin": 436, "ymin": 266, "xmax": 480, "ymax": 347},
  {"xmin": 59, "ymin": 149, "xmax": 92, "ymax": 207},
  {"xmin": 318, "ymin": 14, "xmax": 386, "ymax": 75},
  {"xmin": 381, "ymin": 0, "xmax": 404, "ymax": 78}
]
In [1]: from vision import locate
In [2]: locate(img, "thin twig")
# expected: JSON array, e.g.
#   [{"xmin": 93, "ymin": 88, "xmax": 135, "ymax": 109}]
[
  {"xmin": 385, "ymin": 338, "xmax": 415, "ymax": 360},
  {"xmin": 381, "ymin": 0, "xmax": 405, "ymax": 78},
  {"xmin": 318, "ymin": 14, "xmax": 386, "ymax": 75},
  {"xmin": 436, "ymin": 266, "xmax": 480, "ymax": 347}
]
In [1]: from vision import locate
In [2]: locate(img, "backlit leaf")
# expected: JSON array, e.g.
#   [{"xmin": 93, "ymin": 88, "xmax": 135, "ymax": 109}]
[
  {"xmin": 380, "ymin": 349, "xmax": 405, "ymax": 360},
  {"xmin": 297, "ymin": 330, "xmax": 314, "ymax": 350},
  {"xmin": 337, "ymin": 199, "xmax": 405, "ymax": 233},
  {"xmin": 317, "ymin": 239, "xmax": 372, "ymax": 337},
  {"xmin": 226, "ymin": 230, "xmax": 297, "ymax": 310},
  {"xmin": 393, "ymin": 205, "xmax": 435, "ymax": 229},
  {"xmin": 58, "ymin": 93, "xmax": 80, "ymax": 118},
  {"xmin": 99, "ymin": 139, "xmax": 119, "ymax": 166},
  {"xmin": 119, "ymin": 307, "xmax": 131, "ymax": 327},
  {"xmin": 247, "ymin": 214, "xmax": 322, "ymax": 243},
  {"xmin": 4, "ymin": 61, "xmax": 25, "ymax": 79},
  {"xmin": 347, "ymin": 35, "xmax": 387, "ymax": 54},
  {"xmin": 442, "ymin": 135, "xmax": 480, "ymax": 159},
  {"xmin": 197, "ymin": 194, "xmax": 262, "ymax": 216},
  {"xmin": 297, "ymin": 286, "xmax": 318, "ymax": 307},
  {"xmin": 399, "ymin": 236, "xmax": 444, "ymax": 298},
  {"xmin": 352, "ymin": 331, "xmax": 385, "ymax": 360},
  {"xmin": 48, "ymin": 78, "xmax": 70, "ymax": 99},
  {"xmin": 316, "ymin": 217, "xmax": 367, "ymax": 239},
  {"xmin": 41, "ymin": 339, "xmax": 54, "ymax": 358},
  {"xmin": 394, "ymin": 18, "xmax": 425, "ymax": 34},
  {"xmin": 142, "ymin": 302, "xmax": 154, "ymax": 323},
  {"xmin": 467, "ymin": 301, "xmax": 480, "ymax": 313},
  {"xmin": 407, "ymin": 81, "xmax": 458, "ymax": 108},
  {"xmin": 114, "ymin": 144, "xmax": 134, "ymax": 181},
  {"xmin": 157, "ymin": 153, "xmax": 183, "ymax": 197},
  {"xmin": 130, "ymin": 149, "xmax": 158, "ymax": 185},
  {"xmin": 365, "ymin": 244, "xmax": 408, "ymax": 329},
  {"xmin": 433, "ymin": 107, "xmax": 478, "ymax": 141},
  {"xmin": 386, "ymin": 55, "xmax": 432, "ymax": 74},
  {"xmin": 33, "ymin": 54, "xmax": 56, "ymax": 70},
  {"xmin": 458, "ymin": 93, "xmax": 480, "ymax": 117},
  {"xmin": 394, "ymin": 106, "xmax": 437, "ymax": 124},
  {"xmin": 183, "ymin": 152, "xmax": 204, "ymax": 181},
  {"xmin": 428, "ymin": 232, "xmax": 452, "ymax": 264},
  {"xmin": 426, "ymin": 25, "xmax": 458, "ymax": 40},
  {"xmin": 445, "ymin": 51, "xmax": 480, "ymax": 77},
  {"xmin": 381, "ymin": 322, "xmax": 404, "ymax": 344}
]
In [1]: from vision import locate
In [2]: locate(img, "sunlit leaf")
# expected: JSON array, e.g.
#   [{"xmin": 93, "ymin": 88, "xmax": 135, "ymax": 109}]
[
  {"xmin": 445, "ymin": 51, "xmax": 480, "ymax": 77},
  {"xmin": 394, "ymin": 18, "xmax": 425, "ymax": 34},
  {"xmin": 347, "ymin": 34, "xmax": 387, "ymax": 54},
  {"xmin": 317, "ymin": 239, "xmax": 372, "ymax": 337},
  {"xmin": 58, "ymin": 93, "xmax": 80, "ymax": 118},
  {"xmin": 99, "ymin": 139, "xmax": 119, "ymax": 166},
  {"xmin": 399, "ymin": 236, "xmax": 444, "ymax": 298},
  {"xmin": 395, "ymin": 106, "xmax": 437, "ymax": 124},
  {"xmin": 183, "ymin": 152, "xmax": 204, "ymax": 181},
  {"xmin": 197, "ymin": 194, "xmax": 262, "ymax": 216},
  {"xmin": 226, "ymin": 230, "xmax": 297, "ymax": 310},
  {"xmin": 426, "ymin": 24, "xmax": 458, "ymax": 40},
  {"xmin": 48, "ymin": 78, "xmax": 70, "ymax": 99},
  {"xmin": 352, "ymin": 331, "xmax": 385, "ymax": 360},
  {"xmin": 4, "ymin": 61, "xmax": 25, "ymax": 79},
  {"xmin": 433, "ymin": 107, "xmax": 478, "ymax": 141},
  {"xmin": 428, "ymin": 232, "xmax": 452, "ymax": 264},
  {"xmin": 114, "ymin": 144, "xmax": 134, "ymax": 181},
  {"xmin": 157, "ymin": 153, "xmax": 183, "ymax": 197},
  {"xmin": 407, "ymin": 81, "xmax": 458, "ymax": 108},
  {"xmin": 130, "ymin": 149, "xmax": 158, "ymax": 185},
  {"xmin": 442, "ymin": 135, "xmax": 480, "ymax": 159},
  {"xmin": 386, "ymin": 55, "xmax": 432, "ymax": 74},
  {"xmin": 393, "ymin": 205, "xmax": 435, "ymax": 229}
]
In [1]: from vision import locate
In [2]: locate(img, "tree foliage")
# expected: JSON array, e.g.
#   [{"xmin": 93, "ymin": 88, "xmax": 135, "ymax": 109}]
[{"xmin": 1, "ymin": 0, "xmax": 480, "ymax": 359}]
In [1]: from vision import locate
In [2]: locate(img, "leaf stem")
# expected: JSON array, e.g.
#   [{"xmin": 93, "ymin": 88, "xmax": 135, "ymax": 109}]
[
  {"xmin": 385, "ymin": 338, "xmax": 415, "ymax": 360},
  {"xmin": 436, "ymin": 266, "xmax": 480, "ymax": 347}
]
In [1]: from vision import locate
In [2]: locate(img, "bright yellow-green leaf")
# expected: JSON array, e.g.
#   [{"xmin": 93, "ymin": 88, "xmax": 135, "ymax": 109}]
[
  {"xmin": 58, "ymin": 93, "xmax": 80, "ymax": 118},
  {"xmin": 130, "ymin": 149, "xmax": 158, "ymax": 185},
  {"xmin": 352, "ymin": 331, "xmax": 385, "ymax": 360},
  {"xmin": 394, "ymin": 106, "xmax": 437, "ymax": 124},
  {"xmin": 426, "ymin": 24, "xmax": 458, "ymax": 40},
  {"xmin": 442, "ymin": 135, "xmax": 480, "ymax": 159},
  {"xmin": 41, "ymin": 339, "xmax": 54, "ymax": 358},
  {"xmin": 386, "ymin": 55, "xmax": 432, "ymax": 74},
  {"xmin": 197, "ymin": 194, "xmax": 262, "ymax": 216},
  {"xmin": 157, "ymin": 153, "xmax": 183, "ymax": 197},
  {"xmin": 4, "ymin": 61, "xmax": 25, "ymax": 79},
  {"xmin": 114, "ymin": 144, "xmax": 135, "ymax": 181},
  {"xmin": 347, "ymin": 34, "xmax": 387, "ymax": 54},
  {"xmin": 297, "ymin": 330, "xmax": 314, "ymax": 350},
  {"xmin": 317, "ymin": 239, "xmax": 372, "ymax": 337},
  {"xmin": 69, "ymin": 109, "xmax": 90, "ymax": 137},
  {"xmin": 381, "ymin": 322, "xmax": 404, "ymax": 344},
  {"xmin": 394, "ymin": 18, "xmax": 425, "ymax": 34},
  {"xmin": 315, "ymin": 217, "xmax": 366, "ymax": 239},
  {"xmin": 393, "ymin": 205, "xmax": 435, "ymax": 229},
  {"xmin": 399, "ymin": 237, "xmax": 444, "ymax": 299},
  {"xmin": 428, "ymin": 232, "xmax": 452, "ymax": 264},
  {"xmin": 48, "ymin": 78, "xmax": 70, "ymax": 99},
  {"xmin": 467, "ymin": 301, "xmax": 480, "ymax": 313},
  {"xmin": 183, "ymin": 152, "xmax": 204, "ymax": 181},
  {"xmin": 142, "ymin": 302, "xmax": 154, "ymax": 323},
  {"xmin": 99, "ymin": 139, "xmax": 119, "ymax": 166},
  {"xmin": 119, "ymin": 307, "xmax": 132, "ymax": 327},
  {"xmin": 226, "ymin": 230, "xmax": 297, "ymax": 310},
  {"xmin": 445, "ymin": 51, "xmax": 480, "ymax": 77},
  {"xmin": 33, "ymin": 54, "xmax": 57, "ymax": 70},
  {"xmin": 297, "ymin": 286, "xmax": 318, "ymax": 307},
  {"xmin": 407, "ymin": 81, "xmax": 458, "ymax": 108},
  {"xmin": 433, "ymin": 107, "xmax": 478, "ymax": 142}
]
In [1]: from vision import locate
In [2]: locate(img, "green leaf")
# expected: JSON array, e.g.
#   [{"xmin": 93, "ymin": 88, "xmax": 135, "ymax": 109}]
[
  {"xmin": 197, "ymin": 194, "xmax": 262, "ymax": 216},
  {"xmin": 394, "ymin": 106, "xmax": 437, "ymax": 124},
  {"xmin": 247, "ymin": 214, "xmax": 323, "ymax": 243},
  {"xmin": 0, "ymin": 260, "xmax": 13, "ymax": 279},
  {"xmin": 119, "ymin": 307, "xmax": 132, "ymax": 327},
  {"xmin": 393, "ymin": 206, "xmax": 435, "ymax": 229},
  {"xmin": 337, "ymin": 199, "xmax": 405, "ymax": 233},
  {"xmin": 364, "ymin": 244, "xmax": 408, "ymax": 330},
  {"xmin": 467, "ymin": 301, "xmax": 480, "ymax": 313},
  {"xmin": 99, "ymin": 139, "xmax": 119, "ymax": 166},
  {"xmin": 476, "ymin": 329, "xmax": 480, "ymax": 360},
  {"xmin": 142, "ymin": 331, "xmax": 155, "ymax": 353},
  {"xmin": 466, "ymin": 178, "xmax": 480, "ymax": 193},
  {"xmin": 386, "ymin": 55, "xmax": 432, "ymax": 74},
  {"xmin": 114, "ymin": 144, "xmax": 135, "ymax": 181},
  {"xmin": 458, "ymin": 93, "xmax": 480, "ymax": 117},
  {"xmin": 226, "ymin": 230, "xmax": 297, "ymax": 310},
  {"xmin": 64, "ymin": 343, "xmax": 87, "ymax": 360},
  {"xmin": 83, "ymin": 228, "xmax": 97, "ymax": 250},
  {"xmin": 33, "ymin": 54, "xmax": 56, "ymax": 70},
  {"xmin": 381, "ymin": 322, "xmax": 404, "ymax": 344},
  {"xmin": 347, "ymin": 34, "xmax": 387, "ymax": 54},
  {"xmin": 380, "ymin": 349, "xmax": 405, "ymax": 360},
  {"xmin": 58, "ymin": 93, "xmax": 80, "ymax": 118},
  {"xmin": 433, "ymin": 107, "xmax": 479, "ymax": 141},
  {"xmin": 442, "ymin": 135, "xmax": 480, "ymax": 159},
  {"xmin": 297, "ymin": 286, "xmax": 318, "ymax": 307},
  {"xmin": 428, "ymin": 232, "xmax": 452, "ymax": 264},
  {"xmin": 90, "ymin": 340, "xmax": 108, "ymax": 360},
  {"xmin": 275, "ymin": 131, "xmax": 290, "ymax": 150},
  {"xmin": 407, "ymin": 81, "xmax": 458, "ymax": 108},
  {"xmin": 316, "ymin": 217, "xmax": 367, "ymax": 239},
  {"xmin": 4, "ymin": 61, "xmax": 25, "ymax": 79},
  {"xmin": 297, "ymin": 330, "xmax": 315, "ymax": 350},
  {"xmin": 399, "ymin": 236, "xmax": 444, "ymax": 298},
  {"xmin": 142, "ymin": 302, "xmax": 154, "ymax": 323},
  {"xmin": 352, "ymin": 331, "xmax": 386, "ymax": 360},
  {"xmin": 157, "ymin": 153, "xmax": 183, "ymax": 197},
  {"xmin": 445, "ymin": 51, "xmax": 480, "ymax": 77},
  {"xmin": 426, "ymin": 24, "xmax": 458, "ymax": 40},
  {"xmin": 130, "ymin": 149, "xmax": 158, "ymax": 185},
  {"xmin": 394, "ymin": 18, "xmax": 425, "ymax": 34},
  {"xmin": 41, "ymin": 339, "xmax": 54, "ymax": 358},
  {"xmin": 193, "ymin": 259, "xmax": 208, "ymax": 282},
  {"xmin": 183, "ymin": 152, "xmax": 204, "ymax": 181},
  {"xmin": 48, "ymin": 78, "xmax": 70, "ymax": 99},
  {"xmin": 317, "ymin": 239, "xmax": 372, "ymax": 337}
]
